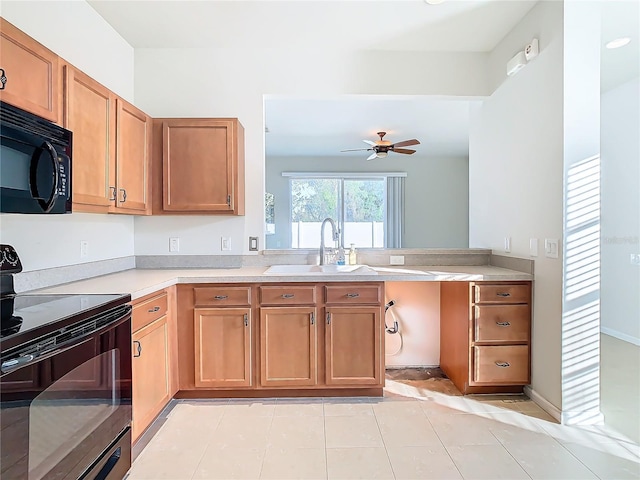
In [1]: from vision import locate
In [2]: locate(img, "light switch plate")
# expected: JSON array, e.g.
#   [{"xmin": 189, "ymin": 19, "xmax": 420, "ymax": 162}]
[
  {"xmin": 389, "ymin": 255, "xmax": 405, "ymax": 265},
  {"xmin": 221, "ymin": 237, "xmax": 231, "ymax": 251},
  {"xmin": 249, "ymin": 236, "xmax": 259, "ymax": 251},
  {"xmin": 545, "ymin": 238, "xmax": 559, "ymax": 259},
  {"xmin": 504, "ymin": 236, "xmax": 512, "ymax": 253},
  {"xmin": 529, "ymin": 238, "xmax": 538, "ymax": 257}
]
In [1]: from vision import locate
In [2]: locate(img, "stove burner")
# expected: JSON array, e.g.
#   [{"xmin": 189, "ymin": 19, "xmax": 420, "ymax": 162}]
[{"xmin": 1, "ymin": 315, "xmax": 22, "ymax": 336}]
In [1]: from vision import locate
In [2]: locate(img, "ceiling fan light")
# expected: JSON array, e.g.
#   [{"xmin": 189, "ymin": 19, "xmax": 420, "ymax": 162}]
[{"xmin": 376, "ymin": 151, "xmax": 388, "ymax": 158}]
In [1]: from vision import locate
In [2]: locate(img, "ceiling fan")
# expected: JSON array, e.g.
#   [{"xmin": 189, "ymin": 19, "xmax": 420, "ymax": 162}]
[{"xmin": 341, "ymin": 132, "xmax": 420, "ymax": 160}]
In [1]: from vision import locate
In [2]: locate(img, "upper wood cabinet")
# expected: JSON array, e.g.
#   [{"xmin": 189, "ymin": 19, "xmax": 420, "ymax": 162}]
[
  {"xmin": 65, "ymin": 65, "xmax": 151, "ymax": 214},
  {"xmin": 64, "ymin": 65, "xmax": 115, "ymax": 213},
  {"xmin": 158, "ymin": 118, "xmax": 245, "ymax": 215},
  {"xmin": 0, "ymin": 18, "xmax": 61, "ymax": 123},
  {"xmin": 113, "ymin": 98, "xmax": 151, "ymax": 214}
]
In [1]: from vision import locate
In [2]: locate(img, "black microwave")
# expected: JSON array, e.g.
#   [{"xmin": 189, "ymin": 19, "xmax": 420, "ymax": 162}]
[{"xmin": 0, "ymin": 101, "xmax": 72, "ymax": 214}]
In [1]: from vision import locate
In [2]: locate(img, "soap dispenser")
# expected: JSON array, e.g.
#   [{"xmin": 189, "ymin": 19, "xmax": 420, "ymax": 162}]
[{"xmin": 348, "ymin": 244, "xmax": 357, "ymax": 265}]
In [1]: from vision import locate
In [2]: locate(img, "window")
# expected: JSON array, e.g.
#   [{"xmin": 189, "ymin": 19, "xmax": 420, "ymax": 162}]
[{"xmin": 285, "ymin": 173, "xmax": 405, "ymax": 249}]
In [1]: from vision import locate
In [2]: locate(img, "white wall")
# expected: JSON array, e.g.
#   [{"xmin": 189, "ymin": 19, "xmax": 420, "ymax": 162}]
[
  {"xmin": 0, "ymin": 1, "xmax": 136, "ymax": 271},
  {"xmin": 133, "ymin": 47, "xmax": 489, "ymax": 255},
  {"xmin": 469, "ymin": 1, "xmax": 565, "ymax": 409},
  {"xmin": 265, "ymin": 155, "xmax": 469, "ymax": 250},
  {"xmin": 601, "ymin": 78, "xmax": 640, "ymax": 344}
]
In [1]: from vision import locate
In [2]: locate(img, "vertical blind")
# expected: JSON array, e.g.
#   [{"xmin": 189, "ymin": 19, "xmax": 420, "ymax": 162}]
[{"xmin": 386, "ymin": 176, "xmax": 405, "ymax": 248}]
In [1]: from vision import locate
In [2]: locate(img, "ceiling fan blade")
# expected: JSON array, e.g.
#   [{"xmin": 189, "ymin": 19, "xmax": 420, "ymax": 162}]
[
  {"xmin": 341, "ymin": 148, "xmax": 373, "ymax": 152},
  {"xmin": 366, "ymin": 152, "xmax": 378, "ymax": 161},
  {"xmin": 363, "ymin": 139, "xmax": 376, "ymax": 146},
  {"xmin": 392, "ymin": 139, "xmax": 420, "ymax": 148},
  {"xmin": 392, "ymin": 148, "xmax": 416, "ymax": 155}
]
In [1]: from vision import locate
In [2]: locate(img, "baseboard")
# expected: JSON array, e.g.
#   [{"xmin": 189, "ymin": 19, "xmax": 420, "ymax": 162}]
[
  {"xmin": 523, "ymin": 386, "xmax": 562, "ymax": 423},
  {"xmin": 601, "ymin": 327, "xmax": 640, "ymax": 346},
  {"xmin": 385, "ymin": 365, "xmax": 440, "ymax": 369}
]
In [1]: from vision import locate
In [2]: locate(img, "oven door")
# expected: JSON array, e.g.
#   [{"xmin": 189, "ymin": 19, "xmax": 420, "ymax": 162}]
[{"xmin": 0, "ymin": 307, "xmax": 132, "ymax": 480}]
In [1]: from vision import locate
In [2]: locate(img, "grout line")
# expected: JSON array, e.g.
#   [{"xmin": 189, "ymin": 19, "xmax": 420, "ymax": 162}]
[{"xmin": 371, "ymin": 402, "xmax": 398, "ymax": 479}]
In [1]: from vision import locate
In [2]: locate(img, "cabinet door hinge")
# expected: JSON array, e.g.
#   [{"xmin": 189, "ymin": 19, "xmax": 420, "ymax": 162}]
[
  {"xmin": 227, "ymin": 195, "xmax": 231, "ymax": 207},
  {"xmin": 310, "ymin": 313, "xmax": 315, "ymax": 325},
  {"xmin": 243, "ymin": 313, "xmax": 248, "ymax": 327}
]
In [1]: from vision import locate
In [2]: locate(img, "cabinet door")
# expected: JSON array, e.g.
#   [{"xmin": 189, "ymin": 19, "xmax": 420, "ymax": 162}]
[
  {"xmin": 132, "ymin": 315, "xmax": 170, "ymax": 442},
  {"xmin": 260, "ymin": 307, "xmax": 317, "ymax": 387},
  {"xmin": 325, "ymin": 307, "xmax": 382, "ymax": 386},
  {"xmin": 113, "ymin": 98, "xmax": 150, "ymax": 213},
  {"xmin": 0, "ymin": 18, "xmax": 60, "ymax": 123},
  {"xmin": 194, "ymin": 308, "xmax": 252, "ymax": 388},
  {"xmin": 64, "ymin": 65, "xmax": 115, "ymax": 212},
  {"xmin": 162, "ymin": 118, "xmax": 243, "ymax": 213}
]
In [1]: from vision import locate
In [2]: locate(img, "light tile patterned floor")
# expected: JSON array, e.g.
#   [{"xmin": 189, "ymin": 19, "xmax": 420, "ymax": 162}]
[{"xmin": 128, "ymin": 335, "xmax": 640, "ymax": 479}]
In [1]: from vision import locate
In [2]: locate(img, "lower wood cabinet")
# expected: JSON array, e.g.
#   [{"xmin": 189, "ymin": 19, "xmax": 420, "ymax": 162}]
[
  {"xmin": 131, "ymin": 290, "xmax": 175, "ymax": 443},
  {"xmin": 259, "ymin": 307, "xmax": 317, "ymax": 387},
  {"xmin": 440, "ymin": 281, "xmax": 532, "ymax": 394},
  {"xmin": 194, "ymin": 307, "xmax": 252, "ymax": 388},
  {"xmin": 325, "ymin": 306, "xmax": 382, "ymax": 386}
]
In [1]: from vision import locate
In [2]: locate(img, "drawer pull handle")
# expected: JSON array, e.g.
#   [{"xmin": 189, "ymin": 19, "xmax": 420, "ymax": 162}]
[
  {"xmin": 346, "ymin": 293, "xmax": 360, "ymax": 298},
  {"xmin": 148, "ymin": 306, "xmax": 160, "ymax": 313},
  {"xmin": 133, "ymin": 341, "xmax": 142, "ymax": 357},
  {"xmin": 214, "ymin": 295, "xmax": 228, "ymax": 300},
  {"xmin": 496, "ymin": 292, "xmax": 511, "ymax": 297},
  {"xmin": 496, "ymin": 321, "xmax": 511, "ymax": 327},
  {"xmin": 281, "ymin": 293, "xmax": 295, "ymax": 299},
  {"xmin": 495, "ymin": 361, "xmax": 510, "ymax": 368}
]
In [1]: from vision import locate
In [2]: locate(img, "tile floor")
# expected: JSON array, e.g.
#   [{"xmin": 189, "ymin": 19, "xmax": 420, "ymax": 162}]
[{"xmin": 127, "ymin": 335, "xmax": 640, "ymax": 480}]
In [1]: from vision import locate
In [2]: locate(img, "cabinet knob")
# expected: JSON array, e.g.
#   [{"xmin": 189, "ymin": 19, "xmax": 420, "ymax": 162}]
[
  {"xmin": 345, "ymin": 293, "xmax": 360, "ymax": 298},
  {"xmin": 214, "ymin": 295, "xmax": 228, "ymax": 300},
  {"xmin": 496, "ymin": 321, "xmax": 511, "ymax": 327},
  {"xmin": 495, "ymin": 361, "xmax": 510, "ymax": 368},
  {"xmin": 148, "ymin": 306, "xmax": 160, "ymax": 313}
]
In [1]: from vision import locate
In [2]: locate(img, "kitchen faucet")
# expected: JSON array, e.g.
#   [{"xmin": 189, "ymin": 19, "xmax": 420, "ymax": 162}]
[{"xmin": 319, "ymin": 217, "xmax": 339, "ymax": 265}]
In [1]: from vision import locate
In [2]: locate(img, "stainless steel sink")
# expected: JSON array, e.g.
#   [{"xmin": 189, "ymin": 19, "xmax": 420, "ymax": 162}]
[{"xmin": 263, "ymin": 264, "xmax": 378, "ymax": 275}]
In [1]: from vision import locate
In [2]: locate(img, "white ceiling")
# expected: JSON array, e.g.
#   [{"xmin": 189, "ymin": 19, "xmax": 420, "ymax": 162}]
[{"xmin": 88, "ymin": 0, "xmax": 638, "ymax": 158}]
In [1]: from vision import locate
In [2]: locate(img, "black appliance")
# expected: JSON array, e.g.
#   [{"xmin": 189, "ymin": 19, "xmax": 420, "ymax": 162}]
[
  {"xmin": 0, "ymin": 245, "xmax": 132, "ymax": 479},
  {"xmin": 0, "ymin": 101, "xmax": 72, "ymax": 214}
]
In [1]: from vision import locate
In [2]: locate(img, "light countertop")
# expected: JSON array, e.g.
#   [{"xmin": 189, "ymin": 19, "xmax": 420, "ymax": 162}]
[{"xmin": 34, "ymin": 265, "xmax": 533, "ymax": 301}]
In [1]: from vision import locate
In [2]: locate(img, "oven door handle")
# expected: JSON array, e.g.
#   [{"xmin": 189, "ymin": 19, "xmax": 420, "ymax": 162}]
[{"xmin": 1, "ymin": 339, "xmax": 92, "ymax": 374}]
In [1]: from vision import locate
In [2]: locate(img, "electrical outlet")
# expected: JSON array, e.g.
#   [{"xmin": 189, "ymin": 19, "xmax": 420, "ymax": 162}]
[
  {"xmin": 80, "ymin": 241, "xmax": 88, "ymax": 258},
  {"xmin": 221, "ymin": 237, "xmax": 231, "ymax": 251},
  {"xmin": 530, "ymin": 238, "xmax": 538, "ymax": 257},
  {"xmin": 631, "ymin": 253, "xmax": 640, "ymax": 266},
  {"xmin": 504, "ymin": 236, "xmax": 512, "ymax": 253},
  {"xmin": 169, "ymin": 237, "xmax": 180, "ymax": 252},
  {"xmin": 389, "ymin": 255, "xmax": 405, "ymax": 265}
]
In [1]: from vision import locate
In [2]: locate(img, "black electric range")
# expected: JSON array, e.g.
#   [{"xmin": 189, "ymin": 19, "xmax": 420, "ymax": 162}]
[{"xmin": 0, "ymin": 245, "xmax": 133, "ymax": 480}]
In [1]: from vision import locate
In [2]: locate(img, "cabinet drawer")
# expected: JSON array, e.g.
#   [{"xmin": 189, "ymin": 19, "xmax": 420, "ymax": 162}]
[
  {"xmin": 132, "ymin": 293, "xmax": 168, "ymax": 332},
  {"xmin": 259, "ymin": 285, "xmax": 316, "ymax": 305},
  {"xmin": 194, "ymin": 286, "xmax": 251, "ymax": 307},
  {"xmin": 474, "ymin": 305, "xmax": 530, "ymax": 343},
  {"xmin": 325, "ymin": 284, "xmax": 382, "ymax": 304},
  {"xmin": 473, "ymin": 283, "xmax": 530, "ymax": 304},
  {"xmin": 473, "ymin": 346, "xmax": 529, "ymax": 384}
]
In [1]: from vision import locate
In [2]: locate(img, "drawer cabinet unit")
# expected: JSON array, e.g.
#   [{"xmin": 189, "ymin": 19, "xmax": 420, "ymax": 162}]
[
  {"xmin": 193, "ymin": 286, "xmax": 253, "ymax": 388},
  {"xmin": 131, "ymin": 291, "xmax": 171, "ymax": 442},
  {"xmin": 440, "ymin": 281, "xmax": 532, "ymax": 394},
  {"xmin": 0, "ymin": 18, "xmax": 61, "ymax": 123}
]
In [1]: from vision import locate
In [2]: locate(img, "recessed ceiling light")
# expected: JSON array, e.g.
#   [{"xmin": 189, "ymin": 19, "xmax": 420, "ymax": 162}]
[
  {"xmin": 424, "ymin": 0, "xmax": 447, "ymax": 4},
  {"xmin": 606, "ymin": 37, "xmax": 631, "ymax": 49}
]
